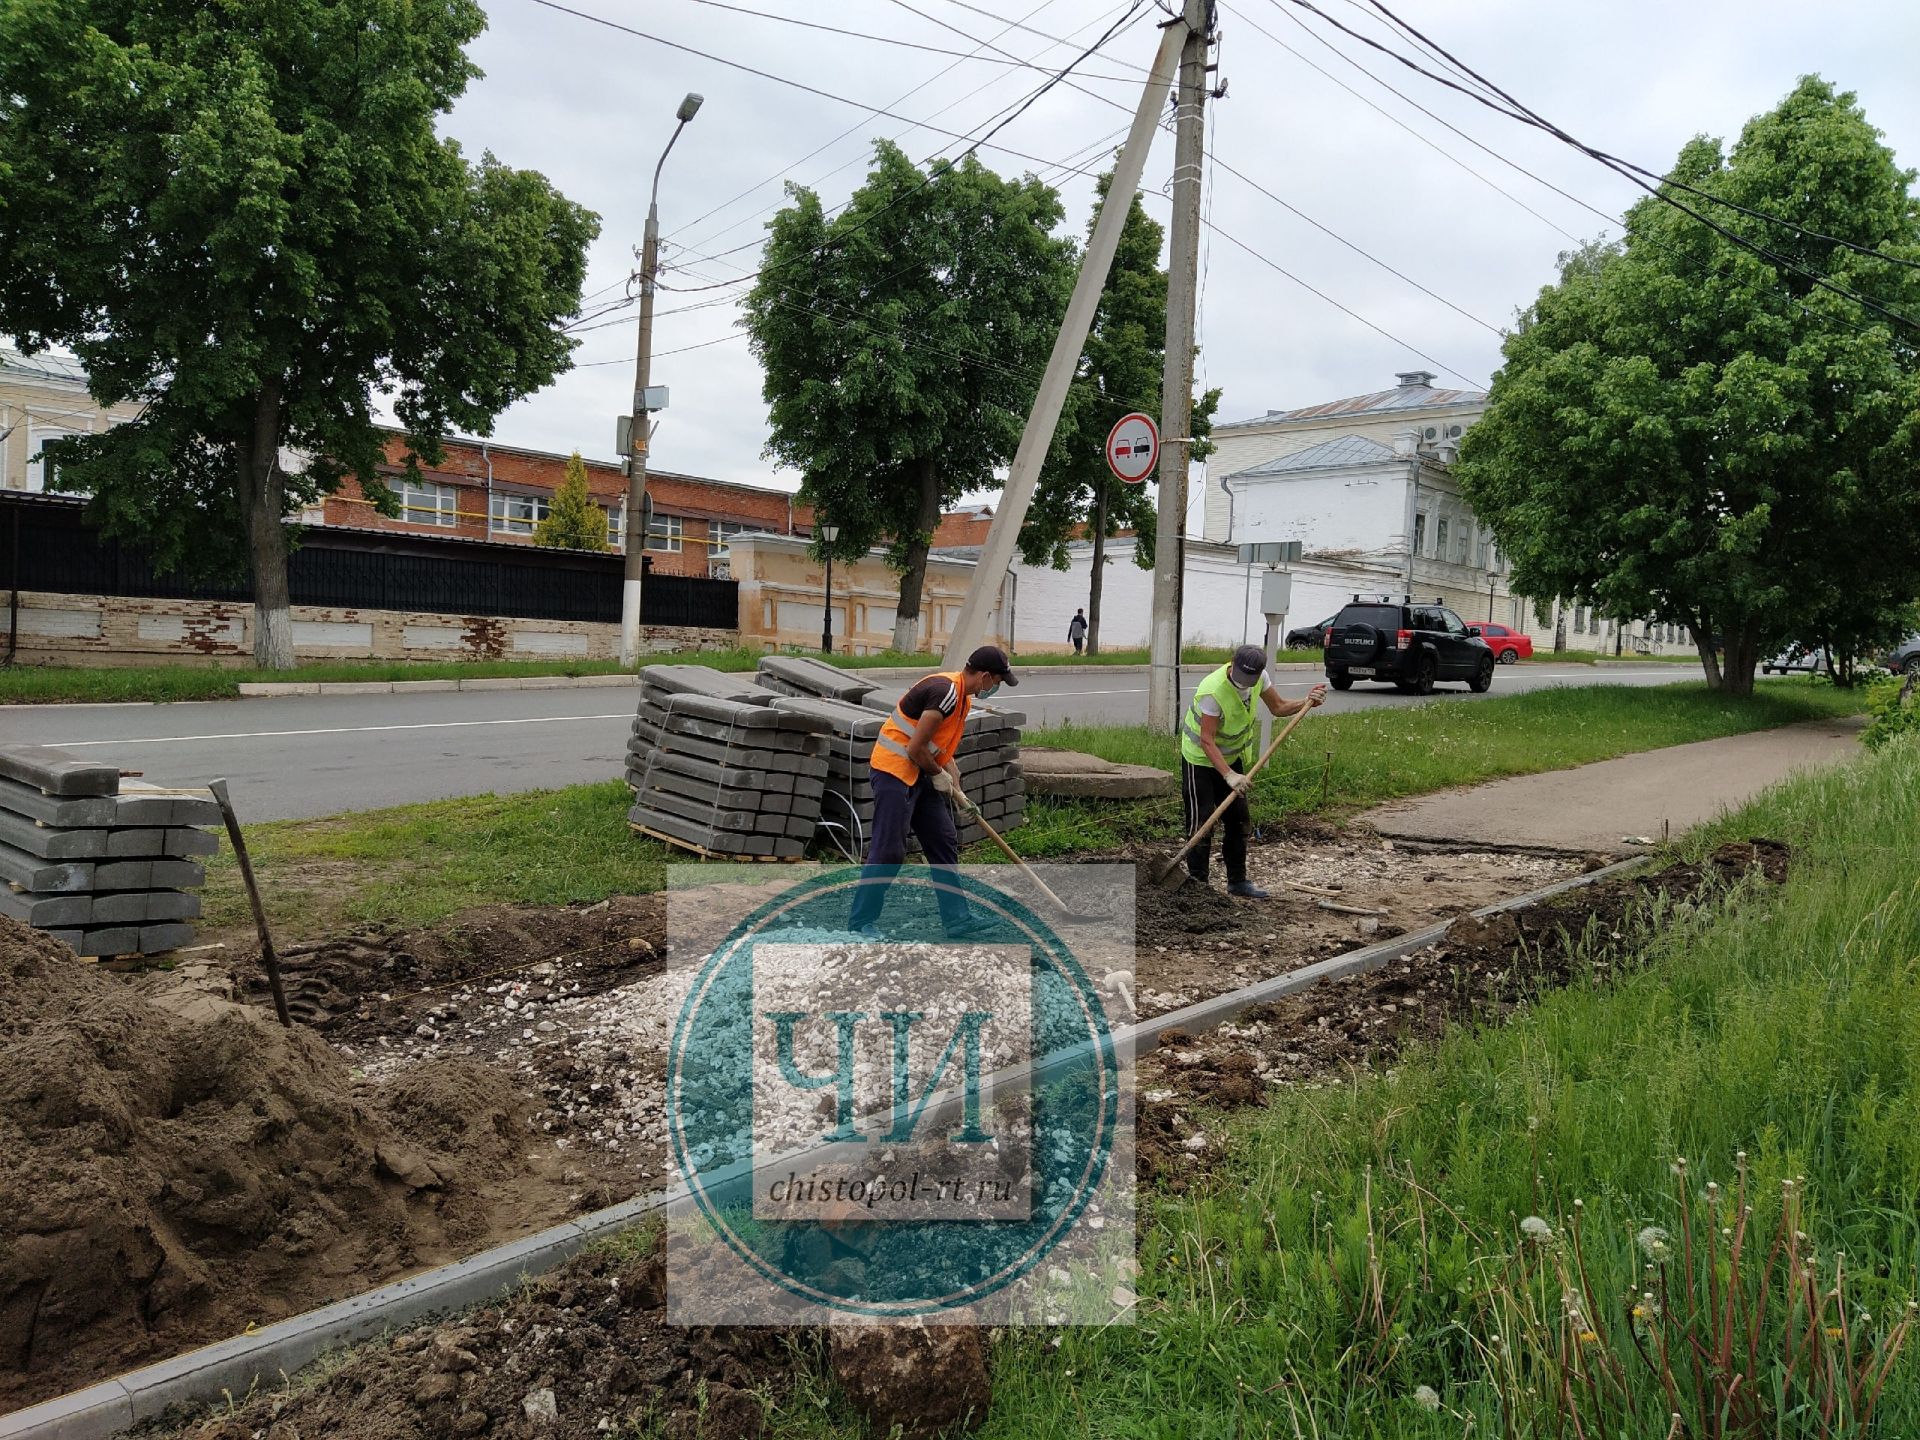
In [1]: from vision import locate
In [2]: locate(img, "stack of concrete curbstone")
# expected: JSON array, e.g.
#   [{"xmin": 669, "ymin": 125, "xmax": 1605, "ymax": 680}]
[
  {"xmin": 0, "ymin": 744, "xmax": 220, "ymax": 957},
  {"xmin": 624, "ymin": 666, "xmax": 832, "ymax": 858},
  {"xmin": 752, "ymin": 656, "xmax": 1027, "ymax": 851}
]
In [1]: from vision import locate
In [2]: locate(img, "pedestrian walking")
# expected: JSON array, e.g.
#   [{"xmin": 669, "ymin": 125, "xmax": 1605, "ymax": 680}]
[
  {"xmin": 1068, "ymin": 608, "xmax": 1088, "ymax": 655},
  {"xmin": 1178, "ymin": 644, "xmax": 1325, "ymax": 897},
  {"xmin": 848, "ymin": 645, "xmax": 1019, "ymax": 937}
]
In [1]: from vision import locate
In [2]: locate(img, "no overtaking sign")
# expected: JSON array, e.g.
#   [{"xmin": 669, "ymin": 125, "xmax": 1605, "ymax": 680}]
[{"xmin": 1105, "ymin": 411, "xmax": 1158, "ymax": 484}]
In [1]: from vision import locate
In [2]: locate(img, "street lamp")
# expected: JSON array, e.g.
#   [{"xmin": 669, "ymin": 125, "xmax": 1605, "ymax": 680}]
[
  {"xmin": 619, "ymin": 91, "xmax": 706, "ymax": 667},
  {"xmin": 819, "ymin": 523, "xmax": 841, "ymax": 654}
]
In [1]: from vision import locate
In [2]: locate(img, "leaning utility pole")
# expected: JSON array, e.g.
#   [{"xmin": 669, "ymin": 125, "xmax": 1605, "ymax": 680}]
[
  {"xmin": 1145, "ymin": 0, "xmax": 1213, "ymax": 733},
  {"xmin": 941, "ymin": 22, "xmax": 1185, "ymax": 668}
]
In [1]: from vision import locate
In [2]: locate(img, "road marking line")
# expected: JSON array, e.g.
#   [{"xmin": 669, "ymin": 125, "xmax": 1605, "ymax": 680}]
[{"xmin": 54, "ymin": 713, "xmax": 634, "ymax": 747}]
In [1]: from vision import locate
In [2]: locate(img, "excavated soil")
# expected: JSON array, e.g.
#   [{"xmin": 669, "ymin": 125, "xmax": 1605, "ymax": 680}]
[
  {"xmin": 0, "ymin": 920, "xmax": 595, "ymax": 1413},
  {"xmin": 1135, "ymin": 839, "xmax": 1793, "ymax": 1190},
  {"xmin": 152, "ymin": 1233, "xmax": 808, "ymax": 1440}
]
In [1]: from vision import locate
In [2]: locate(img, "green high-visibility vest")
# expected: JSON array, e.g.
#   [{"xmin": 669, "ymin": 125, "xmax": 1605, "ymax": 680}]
[{"xmin": 1179, "ymin": 665, "xmax": 1269, "ymax": 768}]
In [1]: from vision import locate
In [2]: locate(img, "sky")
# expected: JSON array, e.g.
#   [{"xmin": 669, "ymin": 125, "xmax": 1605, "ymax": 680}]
[{"xmin": 432, "ymin": 0, "xmax": 1920, "ymax": 525}]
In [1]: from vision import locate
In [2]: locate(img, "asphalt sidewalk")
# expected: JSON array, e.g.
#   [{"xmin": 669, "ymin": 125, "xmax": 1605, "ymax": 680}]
[{"xmin": 1360, "ymin": 716, "xmax": 1865, "ymax": 853}]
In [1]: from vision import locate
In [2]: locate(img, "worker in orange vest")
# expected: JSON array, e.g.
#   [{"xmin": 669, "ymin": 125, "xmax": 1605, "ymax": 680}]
[{"xmin": 848, "ymin": 645, "xmax": 1018, "ymax": 938}]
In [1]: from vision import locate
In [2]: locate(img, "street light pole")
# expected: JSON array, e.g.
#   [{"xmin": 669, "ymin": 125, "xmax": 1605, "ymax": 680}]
[
  {"xmin": 620, "ymin": 92, "xmax": 703, "ymax": 668},
  {"xmin": 819, "ymin": 523, "xmax": 840, "ymax": 654}
]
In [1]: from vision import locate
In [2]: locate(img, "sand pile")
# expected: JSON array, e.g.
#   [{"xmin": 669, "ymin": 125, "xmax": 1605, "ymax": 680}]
[{"xmin": 0, "ymin": 918, "xmax": 534, "ymax": 1410}]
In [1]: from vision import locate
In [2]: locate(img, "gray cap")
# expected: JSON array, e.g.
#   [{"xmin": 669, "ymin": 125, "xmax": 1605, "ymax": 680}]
[{"xmin": 1229, "ymin": 644, "xmax": 1268, "ymax": 683}]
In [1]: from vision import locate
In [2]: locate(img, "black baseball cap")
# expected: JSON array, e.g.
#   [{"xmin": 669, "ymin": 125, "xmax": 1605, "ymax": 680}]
[
  {"xmin": 1229, "ymin": 644, "xmax": 1268, "ymax": 684},
  {"xmin": 966, "ymin": 644, "xmax": 1020, "ymax": 686}
]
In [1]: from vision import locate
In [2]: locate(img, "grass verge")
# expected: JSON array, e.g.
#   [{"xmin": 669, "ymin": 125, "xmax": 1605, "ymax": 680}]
[
  {"xmin": 0, "ymin": 644, "xmax": 1311, "ymax": 705},
  {"xmin": 777, "ymin": 731, "xmax": 1918, "ymax": 1437},
  {"xmin": 1012, "ymin": 678, "xmax": 1864, "ymax": 856},
  {"xmin": 199, "ymin": 680, "xmax": 1861, "ymax": 940}
]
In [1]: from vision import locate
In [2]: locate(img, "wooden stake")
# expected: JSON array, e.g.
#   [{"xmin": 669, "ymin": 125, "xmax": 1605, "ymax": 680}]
[{"xmin": 207, "ymin": 778, "xmax": 292, "ymax": 1028}]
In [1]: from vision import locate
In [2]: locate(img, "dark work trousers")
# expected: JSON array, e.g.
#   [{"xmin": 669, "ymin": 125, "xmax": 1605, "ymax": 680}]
[
  {"xmin": 1181, "ymin": 757, "xmax": 1250, "ymax": 886},
  {"xmin": 848, "ymin": 769, "xmax": 973, "ymax": 931}
]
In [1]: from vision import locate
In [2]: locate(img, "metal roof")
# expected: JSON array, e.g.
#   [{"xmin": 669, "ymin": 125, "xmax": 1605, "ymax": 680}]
[
  {"xmin": 1228, "ymin": 435, "xmax": 1398, "ymax": 477},
  {"xmin": 1219, "ymin": 379, "xmax": 1487, "ymax": 430},
  {"xmin": 0, "ymin": 347, "xmax": 90, "ymax": 387}
]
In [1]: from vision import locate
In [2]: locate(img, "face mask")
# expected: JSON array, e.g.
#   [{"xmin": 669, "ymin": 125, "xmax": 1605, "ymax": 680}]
[{"xmin": 980, "ymin": 682, "xmax": 1001, "ymax": 699}]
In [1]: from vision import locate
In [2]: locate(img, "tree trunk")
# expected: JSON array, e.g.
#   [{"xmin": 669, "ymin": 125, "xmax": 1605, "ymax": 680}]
[
  {"xmin": 1086, "ymin": 482, "xmax": 1107, "ymax": 656},
  {"xmin": 237, "ymin": 382, "xmax": 294, "ymax": 670},
  {"xmin": 1722, "ymin": 621, "xmax": 1761, "ymax": 697},
  {"xmin": 1692, "ymin": 613, "xmax": 1724, "ymax": 689},
  {"xmin": 890, "ymin": 457, "xmax": 941, "ymax": 655}
]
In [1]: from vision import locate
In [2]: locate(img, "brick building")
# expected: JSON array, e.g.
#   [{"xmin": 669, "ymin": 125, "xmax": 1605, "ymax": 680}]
[{"xmin": 314, "ymin": 432, "xmax": 818, "ymax": 578}]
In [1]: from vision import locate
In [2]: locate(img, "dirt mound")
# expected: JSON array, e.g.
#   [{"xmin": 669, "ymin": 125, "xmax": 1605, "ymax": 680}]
[
  {"xmin": 1133, "ymin": 871, "xmax": 1247, "ymax": 936},
  {"xmin": 163, "ymin": 1234, "xmax": 808, "ymax": 1440},
  {"xmin": 0, "ymin": 919, "xmax": 540, "ymax": 1411},
  {"xmin": 238, "ymin": 897, "xmax": 665, "ymax": 1041}
]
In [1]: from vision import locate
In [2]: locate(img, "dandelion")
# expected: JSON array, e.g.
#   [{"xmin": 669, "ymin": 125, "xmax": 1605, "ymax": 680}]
[
  {"xmin": 1579, "ymin": 1330, "xmax": 1600, "ymax": 1345},
  {"xmin": 1520, "ymin": 1215, "xmax": 1553, "ymax": 1242},
  {"xmin": 1413, "ymin": 1385, "xmax": 1441, "ymax": 1412},
  {"xmin": 1826, "ymin": 1326, "xmax": 1845, "ymax": 1339},
  {"xmin": 1671, "ymin": 1157, "xmax": 1689, "ymax": 1177},
  {"xmin": 1636, "ymin": 1226, "xmax": 1672, "ymax": 1262}
]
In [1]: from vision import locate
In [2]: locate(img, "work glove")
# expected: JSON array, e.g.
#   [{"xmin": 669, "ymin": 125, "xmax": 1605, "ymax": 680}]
[
  {"xmin": 930, "ymin": 770, "xmax": 953, "ymax": 793},
  {"xmin": 1225, "ymin": 772, "xmax": 1253, "ymax": 795}
]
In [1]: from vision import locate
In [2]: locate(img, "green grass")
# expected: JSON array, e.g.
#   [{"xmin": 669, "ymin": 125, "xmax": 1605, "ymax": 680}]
[
  {"xmin": 0, "ymin": 644, "xmax": 1314, "ymax": 705},
  {"xmin": 770, "ymin": 730, "xmax": 1920, "ymax": 1438},
  {"xmin": 1010, "ymin": 678, "xmax": 1865, "ymax": 856},
  {"xmin": 198, "ymin": 679, "xmax": 1862, "ymax": 941}
]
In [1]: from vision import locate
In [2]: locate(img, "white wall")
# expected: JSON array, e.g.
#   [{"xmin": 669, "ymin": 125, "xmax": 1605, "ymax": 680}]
[
  {"xmin": 1223, "ymin": 463, "xmax": 1411, "ymax": 556},
  {"xmin": 1006, "ymin": 541, "xmax": 1404, "ymax": 654}
]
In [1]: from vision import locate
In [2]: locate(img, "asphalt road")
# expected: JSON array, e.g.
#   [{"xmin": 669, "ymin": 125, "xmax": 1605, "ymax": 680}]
[{"xmin": 8, "ymin": 662, "xmax": 1697, "ymax": 822}]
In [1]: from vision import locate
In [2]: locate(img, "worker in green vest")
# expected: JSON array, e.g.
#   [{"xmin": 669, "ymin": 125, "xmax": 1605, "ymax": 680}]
[{"xmin": 1179, "ymin": 644, "xmax": 1326, "ymax": 897}]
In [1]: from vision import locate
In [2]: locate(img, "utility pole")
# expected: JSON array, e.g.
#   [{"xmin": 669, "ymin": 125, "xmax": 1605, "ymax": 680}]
[
  {"xmin": 941, "ymin": 24, "xmax": 1184, "ymax": 668},
  {"xmin": 620, "ymin": 93, "xmax": 704, "ymax": 668},
  {"xmin": 1145, "ymin": 0, "xmax": 1213, "ymax": 733}
]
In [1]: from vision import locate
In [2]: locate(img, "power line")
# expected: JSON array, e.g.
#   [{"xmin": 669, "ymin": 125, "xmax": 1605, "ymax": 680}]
[
  {"xmin": 1336, "ymin": 0, "xmax": 1920, "ymax": 330},
  {"xmin": 1217, "ymin": 1, "xmax": 1580, "ymax": 241},
  {"xmin": 666, "ymin": 0, "xmax": 1076, "ymax": 253},
  {"xmin": 666, "ymin": 0, "xmax": 1139, "ymax": 81},
  {"xmin": 881, "ymin": 0, "xmax": 1137, "ymax": 117},
  {"xmin": 1206, "ymin": 150, "xmax": 1505, "ymax": 335}
]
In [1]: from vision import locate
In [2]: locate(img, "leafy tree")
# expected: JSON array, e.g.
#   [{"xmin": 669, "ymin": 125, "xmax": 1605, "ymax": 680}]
[
  {"xmin": 1456, "ymin": 78, "xmax": 1920, "ymax": 695},
  {"xmin": 744, "ymin": 141, "xmax": 1075, "ymax": 652},
  {"xmin": 1018, "ymin": 172, "xmax": 1219, "ymax": 654},
  {"xmin": 0, "ymin": 0, "xmax": 597, "ymax": 667},
  {"xmin": 532, "ymin": 452, "xmax": 609, "ymax": 551}
]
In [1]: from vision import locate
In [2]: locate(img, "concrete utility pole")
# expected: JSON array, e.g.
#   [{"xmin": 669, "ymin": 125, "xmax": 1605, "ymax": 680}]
[
  {"xmin": 941, "ymin": 23, "xmax": 1185, "ymax": 669},
  {"xmin": 620, "ymin": 93, "xmax": 703, "ymax": 668},
  {"xmin": 1145, "ymin": 0, "xmax": 1213, "ymax": 733}
]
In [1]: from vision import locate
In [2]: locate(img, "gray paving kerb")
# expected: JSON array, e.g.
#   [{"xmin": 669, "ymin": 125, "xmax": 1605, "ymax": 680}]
[{"xmin": 0, "ymin": 855, "xmax": 1649, "ymax": 1440}]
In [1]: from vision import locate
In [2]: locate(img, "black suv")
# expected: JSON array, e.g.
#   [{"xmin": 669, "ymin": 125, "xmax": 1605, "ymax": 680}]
[{"xmin": 1323, "ymin": 596, "xmax": 1496, "ymax": 695}]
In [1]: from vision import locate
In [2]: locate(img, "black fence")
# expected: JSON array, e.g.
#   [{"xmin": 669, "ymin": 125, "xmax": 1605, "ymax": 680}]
[{"xmin": 1, "ymin": 493, "xmax": 739, "ymax": 630}]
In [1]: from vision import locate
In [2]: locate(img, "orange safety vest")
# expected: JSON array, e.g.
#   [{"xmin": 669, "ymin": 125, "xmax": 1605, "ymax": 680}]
[{"xmin": 870, "ymin": 670, "xmax": 971, "ymax": 787}]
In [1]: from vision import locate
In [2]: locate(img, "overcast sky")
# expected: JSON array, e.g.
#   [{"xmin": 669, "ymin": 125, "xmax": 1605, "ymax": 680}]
[{"xmin": 435, "ymin": 0, "xmax": 1920, "ymax": 523}]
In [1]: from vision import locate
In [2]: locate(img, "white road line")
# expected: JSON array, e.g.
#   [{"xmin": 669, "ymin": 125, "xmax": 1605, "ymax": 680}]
[{"xmin": 54, "ymin": 713, "xmax": 634, "ymax": 747}]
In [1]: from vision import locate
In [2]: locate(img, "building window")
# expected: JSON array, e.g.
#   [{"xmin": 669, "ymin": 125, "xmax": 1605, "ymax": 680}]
[
  {"xmin": 394, "ymin": 477, "xmax": 457, "ymax": 527},
  {"xmin": 26, "ymin": 427, "xmax": 85, "ymax": 494},
  {"xmin": 1412, "ymin": 512, "xmax": 1427, "ymax": 556},
  {"xmin": 645, "ymin": 512, "xmax": 682, "ymax": 552},
  {"xmin": 708, "ymin": 520, "xmax": 752, "ymax": 575},
  {"xmin": 1436, "ymin": 517, "xmax": 1450, "ymax": 559},
  {"xmin": 1455, "ymin": 533, "xmax": 1470, "ymax": 566},
  {"xmin": 605, "ymin": 502, "xmax": 624, "ymax": 547},
  {"xmin": 490, "ymin": 491, "xmax": 550, "ymax": 536}
]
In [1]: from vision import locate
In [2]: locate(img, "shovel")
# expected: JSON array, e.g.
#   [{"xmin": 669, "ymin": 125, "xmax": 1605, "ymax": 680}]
[
  {"xmin": 1153, "ymin": 704, "xmax": 1314, "ymax": 891},
  {"xmin": 949, "ymin": 786, "xmax": 1103, "ymax": 924}
]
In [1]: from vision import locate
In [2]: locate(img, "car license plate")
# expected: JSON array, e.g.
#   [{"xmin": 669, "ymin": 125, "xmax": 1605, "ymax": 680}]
[{"xmin": 1348, "ymin": 667, "xmax": 1373, "ymax": 677}]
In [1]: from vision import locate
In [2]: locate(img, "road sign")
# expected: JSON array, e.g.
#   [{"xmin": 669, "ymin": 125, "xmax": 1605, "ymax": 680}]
[{"xmin": 1105, "ymin": 411, "xmax": 1159, "ymax": 484}]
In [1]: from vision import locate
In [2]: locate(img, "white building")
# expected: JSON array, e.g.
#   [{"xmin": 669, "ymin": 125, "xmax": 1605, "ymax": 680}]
[{"xmin": 0, "ymin": 348, "xmax": 143, "ymax": 494}]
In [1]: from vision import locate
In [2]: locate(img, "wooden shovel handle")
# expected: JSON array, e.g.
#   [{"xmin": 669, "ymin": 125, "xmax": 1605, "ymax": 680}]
[
  {"xmin": 1155, "ymin": 703, "xmax": 1313, "ymax": 880},
  {"xmin": 953, "ymin": 790, "xmax": 1077, "ymax": 916}
]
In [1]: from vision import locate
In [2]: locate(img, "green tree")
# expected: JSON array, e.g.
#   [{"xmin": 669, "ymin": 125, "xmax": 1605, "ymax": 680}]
[
  {"xmin": 1456, "ymin": 78, "xmax": 1920, "ymax": 695},
  {"xmin": 532, "ymin": 452, "xmax": 609, "ymax": 551},
  {"xmin": 744, "ymin": 141, "xmax": 1075, "ymax": 652},
  {"xmin": 0, "ymin": 0, "xmax": 597, "ymax": 667},
  {"xmin": 1019, "ymin": 172, "xmax": 1219, "ymax": 654}
]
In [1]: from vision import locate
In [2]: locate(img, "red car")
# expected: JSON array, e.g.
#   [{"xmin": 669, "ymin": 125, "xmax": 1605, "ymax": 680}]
[{"xmin": 1472, "ymin": 622, "xmax": 1533, "ymax": 664}]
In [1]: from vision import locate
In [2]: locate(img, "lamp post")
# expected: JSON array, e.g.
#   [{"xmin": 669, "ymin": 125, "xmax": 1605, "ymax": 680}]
[
  {"xmin": 619, "ymin": 91, "xmax": 704, "ymax": 668},
  {"xmin": 819, "ymin": 523, "xmax": 841, "ymax": 654}
]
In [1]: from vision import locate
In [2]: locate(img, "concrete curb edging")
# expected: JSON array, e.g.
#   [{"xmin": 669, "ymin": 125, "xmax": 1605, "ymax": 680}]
[{"xmin": 0, "ymin": 856, "xmax": 1648, "ymax": 1440}]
